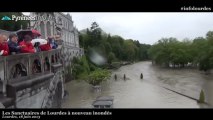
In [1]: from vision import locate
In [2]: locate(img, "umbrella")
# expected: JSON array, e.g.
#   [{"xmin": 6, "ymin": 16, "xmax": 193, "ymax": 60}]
[
  {"xmin": 16, "ymin": 29, "xmax": 33, "ymax": 43},
  {"xmin": 31, "ymin": 39, "xmax": 47, "ymax": 46},
  {"xmin": 31, "ymin": 29, "xmax": 41, "ymax": 37}
]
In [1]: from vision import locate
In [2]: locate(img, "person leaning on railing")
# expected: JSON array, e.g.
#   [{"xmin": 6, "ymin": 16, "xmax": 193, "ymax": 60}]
[
  {"xmin": 39, "ymin": 38, "xmax": 51, "ymax": 51},
  {"xmin": 19, "ymin": 35, "xmax": 35, "ymax": 53},
  {"xmin": 49, "ymin": 36, "xmax": 58, "ymax": 49},
  {"xmin": 34, "ymin": 42, "xmax": 41, "ymax": 52},
  {"xmin": 8, "ymin": 33, "xmax": 26, "ymax": 55},
  {"xmin": 39, "ymin": 36, "xmax": 58, "ymax": 51},
  {"xmin": 54, "ymin": 35, "xmax": 61, "ymax": 47},
  {"xmin": 0, "ymin": 34, "xmax": 9, "ymax": 56}
]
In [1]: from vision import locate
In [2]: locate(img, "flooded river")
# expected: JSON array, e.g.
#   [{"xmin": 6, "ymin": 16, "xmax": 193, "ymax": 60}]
[{"xmin": 62, "ymin": 61, "xmax": 213, "ymax": 108}]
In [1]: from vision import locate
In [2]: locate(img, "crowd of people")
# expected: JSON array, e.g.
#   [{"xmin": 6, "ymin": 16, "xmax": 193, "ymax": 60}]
[{"xmin": 0, "ymin": 33, "xmax": 58, "ymax": 56}]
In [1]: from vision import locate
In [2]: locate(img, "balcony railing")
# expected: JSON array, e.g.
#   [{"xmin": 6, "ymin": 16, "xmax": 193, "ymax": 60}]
[{"xmin": 0, "ymin": 49, "xmax": 62, "ymax": 85}]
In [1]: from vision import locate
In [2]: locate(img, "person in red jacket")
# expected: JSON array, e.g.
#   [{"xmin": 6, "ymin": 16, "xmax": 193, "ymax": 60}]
[
  {"xmin": 19, "ymin": 35, "xmax": 35, "ymax": 53},
  {"xmin": 40, "ymin": 43, "xmax": 51, "ymax": 51},
  {"xmin": 39, "ymin": 37, "xmax": 52, "ymax": 51},
  {"xmin": 0, "ymin": 34, "xmax": 9, "ymax": 56}
]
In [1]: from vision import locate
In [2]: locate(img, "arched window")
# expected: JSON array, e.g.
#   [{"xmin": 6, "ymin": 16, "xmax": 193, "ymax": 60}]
[
  {"xmin": 58, "ymin": 17, "xmax": 62, "ymax": 25},
  {"xmin": 10, "ymin": 63, "xmax": 27, "ymax": 79},
  {"xmin": 55, "ymin": 54, "xmax": 58, "ymax": 63},
  {"xmin": 44, "ymin": 57, "xmax": 50, "ymax": 71},
  {"xmin": 40, "ymin": 21, "xmax": 45, "ymax": 39},
  {"xmin": 32, "ymin": 59, "xmax": 42, "ymax": 74},
  {"xmin": 51, "ymin": 55, "xmax": 55, "ymax": 63},
  {"xmin": 46, "ymin": 21, "xmax": 51, "ymax": 37}
]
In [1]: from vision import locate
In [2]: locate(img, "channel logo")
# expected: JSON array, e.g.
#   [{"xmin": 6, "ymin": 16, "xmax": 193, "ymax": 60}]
[
  {"xmin": 1, "ymin": 16, "xmax": 11, "ymax": 21},
  {"xmin": 1, "ymin": 15, "xmax": 54, "ymax": 21}
]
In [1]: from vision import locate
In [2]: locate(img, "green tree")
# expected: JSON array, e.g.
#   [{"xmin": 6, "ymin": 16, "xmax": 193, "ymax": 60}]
[
  {"xmin": 139, "ymin": 44, "xmax": 151, "ymax": 60},
  {"xmin": 110, "ymin": 35, "xmax": 124, "ymax": 60},
  {"xmin": 196, "ymin": 31, "xmax": 213, "ymax": 72},
  {"xmin": 149, "ymin": 37, "xmax": 191, "ymax": 67},
  {"xmin": 107, "ymin": 52, "xmax": 116, "ymax": 64},
  {"xmin": 148, "ymin": 31, "xmax": 213, "ymax": 73},
  {"xmin": 104, "ymin": 42, "xmax": 112, "ymax": 54},
  {"xmin": 88, "ymin": 22, "xmax": 102, "ymax": 46},
  {"xmin": 79, "ymin": 21, "xmax": 152, "ymax": 69},
  {"xmin": 87, "ymin": 69, "xmax": 111, "ymax": 86},
  {"xmin": 71, "ymin": 56, "xmax": 90, "ymax": 79},
  {"xmin": 149, "ymin": 38, "xmax": 173, "ymax": 66},
  {"xmin": 198, "ymin": 90, "xmax": 205, "ymax": 103}
]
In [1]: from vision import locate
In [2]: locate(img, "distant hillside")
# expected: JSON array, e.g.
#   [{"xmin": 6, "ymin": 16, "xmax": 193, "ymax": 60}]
[{"xmin": 80, "ymin": 28, "xmax": 108, "ymax": 36}]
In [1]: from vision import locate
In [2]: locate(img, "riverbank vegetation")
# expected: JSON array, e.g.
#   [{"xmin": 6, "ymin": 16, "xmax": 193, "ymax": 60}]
[
  {"xmin": 87, "ymin": 69, "xmax": 111, "ymax": 86},
  {"xmin": 70, "ymin": 55, "xmax": 111, "ymax": 86},
  {"xmin": 70, "ymin": 22, "xmax": 151, "ymax": 85},
  {"xmin": 71, "ymin": 22, "xmax": 213, "ymax": 85},
  {"xmin": 149, "ymin": 31, "xmax": 213, "ymax": 73},
  {"xmin": 79, "ymin": 22, "xmax": 151, "ymax": 65}
]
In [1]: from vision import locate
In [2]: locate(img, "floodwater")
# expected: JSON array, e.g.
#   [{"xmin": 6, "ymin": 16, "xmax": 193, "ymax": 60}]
[{"xmin": 62, "ymin": 61, "xmax": 213, "ymax": 108}]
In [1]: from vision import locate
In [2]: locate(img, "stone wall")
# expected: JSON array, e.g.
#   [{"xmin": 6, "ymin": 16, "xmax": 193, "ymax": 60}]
[{"xmin": 0, "ymin": 49, "xmax": 64, "ymax": 108}]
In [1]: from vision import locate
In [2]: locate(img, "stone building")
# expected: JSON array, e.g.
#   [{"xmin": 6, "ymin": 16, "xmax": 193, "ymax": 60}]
[{"xmin": 29, "ymin": 12, "xmax": 84, "ymax": 67}]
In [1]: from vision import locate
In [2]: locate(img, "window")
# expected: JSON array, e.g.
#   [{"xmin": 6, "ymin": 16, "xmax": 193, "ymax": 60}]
[
  {"xmin": 58, "ymin": 17, "xmax": 62, "ymax": 25},
  {"xmin": 44, "ymin": 57, "xmax": 50, "ymax": 71},
  {"xmin": 46, "ymin": 21, "xmax": 51, "ymax": 37},
  {"xmin": 32, "ymin": 59, "xmax": 42, "ymax": 74},
  {"xmin": 10, "ymin": 63, "xmax": 27, "ymax": 79},
  {"xmin": 40, "ymin": 21, "xmax": 45, "ymax": 39},
  {"xmin": 55, "ymin": 54, "xmax": 58, "ymax": 63},
  {"xmin": 51, "ymin": 55, "xmax": 55, "ymax": 63}
]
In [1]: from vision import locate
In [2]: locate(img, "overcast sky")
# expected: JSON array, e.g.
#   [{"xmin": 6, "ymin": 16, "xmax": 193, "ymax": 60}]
[{"xmin": 23, "ymin": 12, "xmax": 213, "ymax": 45}]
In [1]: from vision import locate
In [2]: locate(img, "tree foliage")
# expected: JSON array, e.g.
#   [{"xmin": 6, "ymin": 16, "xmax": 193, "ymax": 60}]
[
  {"xmin": 149, "ymin": 31, "xmax": 213, "ymax": 72},
  {"xmin": 198, "ymin": 89, "xmax": 205, "ymax": 103},
  {"xmin": 87, "ymin": 69, "xmax": 111, "ymax": 86},
  {"xmin": 71, "ymin": 56, "xmax": 90, "ymax": 79},
  {"xmin": 79, "ymin": 22, "xmax": 151, "ymax": 63},
  {"xmin": 72, "ymin": 21, "xmax": 152, "ymax": 86}
]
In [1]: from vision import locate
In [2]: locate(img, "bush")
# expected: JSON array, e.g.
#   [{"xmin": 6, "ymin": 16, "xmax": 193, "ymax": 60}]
[
  {"xmin": 87, "ymin": 69, "xmax": 111, "ymax": 86},
  {"xmin": 111, "ymin": 62, "xmax": 121, "ymax": 69},
  {"xmin": 198, "ymin": 89, "xmax": 205, "ymax": 103},
  {"xmin": 89, "ymin": 62, "xmax": 97, "ymax": 72},
  {"xmin": 108, "ymin": 52, "xmax": 116, "ymax": 64},
  {"xmin": 70, "ymin": 55, "xmax": 90, "ymax": 79},
  {"xmin": 81, "ymin": 55, "xmax": 90, "ymax": 74}
]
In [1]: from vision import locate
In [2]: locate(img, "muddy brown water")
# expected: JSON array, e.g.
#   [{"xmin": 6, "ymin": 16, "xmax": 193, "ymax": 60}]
[{"xmin": 62, "ymin": 61, "xmax": 213, "ymax": 108}]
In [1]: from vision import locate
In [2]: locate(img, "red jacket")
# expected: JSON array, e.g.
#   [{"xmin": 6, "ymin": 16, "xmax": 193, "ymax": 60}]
[
  {"xmin": 40, "ymin": 43, "xmax": 51, "ymax": 51},
  {"xmin": 0, "ymin": 43, "xmax": 9, "ymax": 56},
  {"xmin": 19, "ymin": 41, "xmax": 35, "ymax": 53}
]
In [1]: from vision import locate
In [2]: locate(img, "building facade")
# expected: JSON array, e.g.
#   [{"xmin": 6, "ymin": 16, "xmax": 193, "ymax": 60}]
[{"xmin": 29, "ymin": 12, "xmax": 84, "ymax": 67}]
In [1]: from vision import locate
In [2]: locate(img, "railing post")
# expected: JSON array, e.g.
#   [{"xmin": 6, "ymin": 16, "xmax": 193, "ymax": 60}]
[
  {"xmin": 3, "ymin": 57, "xmax": 7, "ymax": 95},
  {"xmin": 40, "ymin": 52, "xmax": 44, "ymax": 73},
  {"xmin": 28, "ymin": 54, "xmax": 32, "ymax": 76}
]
